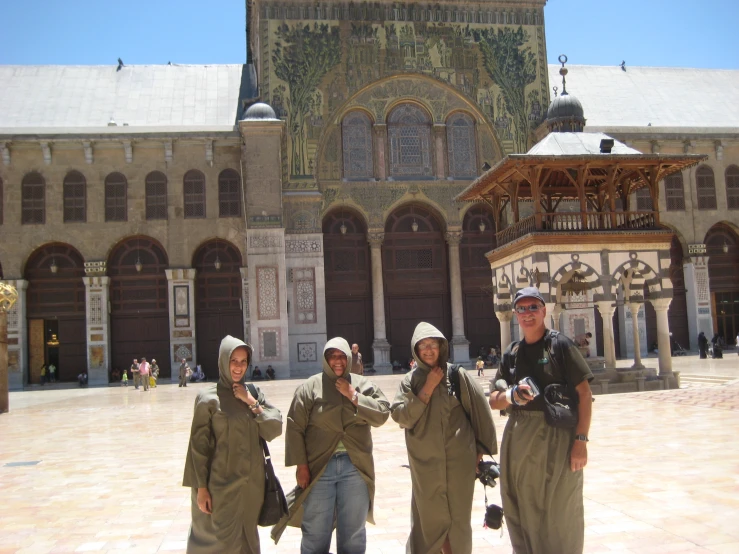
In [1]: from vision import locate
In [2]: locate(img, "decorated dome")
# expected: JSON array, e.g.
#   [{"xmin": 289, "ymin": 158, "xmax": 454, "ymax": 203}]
[{"xmin": 242, "ymin": 102, "xmax": 277, "ymax": 121}]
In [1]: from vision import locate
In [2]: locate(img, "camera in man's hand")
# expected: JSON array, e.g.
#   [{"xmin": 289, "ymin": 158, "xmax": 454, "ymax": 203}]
[
  {"xmin": 477, "ymin": 459, "xmax": 501, "ymax": 488},
  {"xmin": 518, "ymin": 376, "xmax": 540, "ymax": 398}
]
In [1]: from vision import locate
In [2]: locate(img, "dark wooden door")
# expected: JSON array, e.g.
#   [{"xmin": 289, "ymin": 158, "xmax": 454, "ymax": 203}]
[
  {"xmin": 111, "ymin": 314, "xmax": 170, "ymax": 377},
  {"xmin": 386, "ymin": 295, "xmax": 449, "ymax": 364},
  {"xmin": 463, "ymin": 292, "xmax": 500, "ymax": 356},
  {"xmin": 196, "ymin": 312, "xmax": 243, "ymax": 380},
  {"xmin": 323, "ymin": 211, "xmax": 374, "ymax": 363},
  {"xmin": 58, "ymin": 317, "xmax": 86, "ymax": 381}
]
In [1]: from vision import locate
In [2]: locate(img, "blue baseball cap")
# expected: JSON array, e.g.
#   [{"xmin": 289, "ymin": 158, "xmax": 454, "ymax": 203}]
[{"xmin": 513, "ymin": 287, "xmax": 545, "ymax": 307}]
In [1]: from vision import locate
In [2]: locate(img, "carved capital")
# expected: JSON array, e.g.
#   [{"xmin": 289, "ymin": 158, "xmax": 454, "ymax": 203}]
[
  {"xmin": 649, "ymin": 297, "xmax": 672, "ymax": 312},
  {"xmin": 495, "ymin": 310, "xmax": 514, "ymax": 323},
  {"xmin": 595, "ymin": 301, "xmax": 616, "ymax": 318},
  {"xmin": 367, "ymin": 232, "xmax": 385, "ymax": 248},
  {"xmin": 445, "ymin": 230, "xmax": 463, "ymax": 246}
]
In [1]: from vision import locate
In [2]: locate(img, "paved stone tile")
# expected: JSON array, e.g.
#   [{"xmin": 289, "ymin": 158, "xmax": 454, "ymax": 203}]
[{"xmin": 1, "ymin": 354, "xmax": 738, "ymax": 553}]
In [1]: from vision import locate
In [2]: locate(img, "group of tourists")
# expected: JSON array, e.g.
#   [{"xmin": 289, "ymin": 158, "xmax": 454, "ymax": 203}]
[
  {"xmin": 127, "ymin": 357, "xmax": 159, "ymax": 390},
  {"xmin": 38, "ymin": 363, "xmax": 57, "ymax": 384},
  {"xmin": 182, "ymin": 287, "xmax": 594, "ymax": 554}
]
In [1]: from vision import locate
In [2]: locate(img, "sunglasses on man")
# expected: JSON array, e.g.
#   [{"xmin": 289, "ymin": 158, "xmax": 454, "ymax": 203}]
[{"xmin": 514, "ymin": 304, "xmax": 544, "ymax": 314}]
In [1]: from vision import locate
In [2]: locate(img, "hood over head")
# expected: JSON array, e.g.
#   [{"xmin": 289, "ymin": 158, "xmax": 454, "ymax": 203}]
[
  {"xmin": 411, "ymin": 322, "xmax": 449, "ymax": 371},
  {"xmin": 217, "ymin": 335, "xmax": 253, "ymax": 386},
  {"xmin": 322, "ymin": 337, "xmax": 352, "ymax": 380}
]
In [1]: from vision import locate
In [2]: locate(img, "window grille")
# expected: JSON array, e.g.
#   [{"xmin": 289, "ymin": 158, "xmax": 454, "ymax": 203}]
[
  {"xmin": 696, "ymin": 166, "xmax": 717, "ymax": 210},
  {"xmin": 635, "ymin": 187, "xmax": 653, "ymax": 211},
  {"xmin": 342, "ymin": 112, "xmax": 374, "ymax": 179},
  {"xmin": 183, "ymin": 169, "xmax": 206, "ymax": 218},
  {"xmin": 447, "ymin": 113, "xmax": 477, "ymax": 177},
  {"xmin": 395, "ymin": 249, "xmax": 433, "ymax": 270},
  {"xmin": 105, "ymin": 172, "xmax": 127, "ymax": 221},
  {"xmin": 63, "ymin": 171, "xmax": 86, "ymax": 222},
  {"xmin": 218, "ymin": 169, "xmax": 241, "ymax": 217},
  {"xmin": 145, "ymin": 171, "xmax": 168, "ymax": 220},
  {"xmin": 664, "ymin": 173, "xmax": 685, "ymax": 211},
  {"xmin": 388, "ymin": 104, "xmax": 433, "ymax": 178},
  {"xmin": 22, "ymin": 172, "xmax": 45, "ymax": 224},
  {"xmin": 726, "ymin": 165, "xmax": 739, "ymax": 210}
]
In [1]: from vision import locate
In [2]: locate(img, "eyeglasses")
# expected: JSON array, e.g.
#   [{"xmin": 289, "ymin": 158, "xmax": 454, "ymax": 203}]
[
  {"xmin": 515, "ymin": 304, "xmax": 543, "ymax": 314},
  {"xmin": 417, "ymin": 342, "xmax": 440, "ymax": 351}
]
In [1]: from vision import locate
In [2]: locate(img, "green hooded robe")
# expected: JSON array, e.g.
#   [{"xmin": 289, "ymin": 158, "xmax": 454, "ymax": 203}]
[
  {"xmin": 182, "ymin": 335, "xmax": 283, "ymax": 553},
  {"xmin": 271, "ymin": 337, "xmax": 390, "ymax": 543},
  {"xmin": 390, "ymin": 322, "xmax": 497, "ymax": 554}
]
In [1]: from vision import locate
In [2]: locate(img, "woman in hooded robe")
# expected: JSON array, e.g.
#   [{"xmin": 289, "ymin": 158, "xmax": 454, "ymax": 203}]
[
  {"xmin": 182, "ymin": 335, "xmax": 283, "ymax": 553},
  {"xmin": 391, "ymin": 322, "xmax": 497, "ymax": 554},
  {"xmin": 271, "ymin": 337, "xmax": 390, "ymax": 553}
]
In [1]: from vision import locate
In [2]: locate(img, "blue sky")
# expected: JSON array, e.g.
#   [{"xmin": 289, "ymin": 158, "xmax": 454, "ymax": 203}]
[{"xmin": 1, "ymin": 0, "xmax": 737, "ymax": 69}]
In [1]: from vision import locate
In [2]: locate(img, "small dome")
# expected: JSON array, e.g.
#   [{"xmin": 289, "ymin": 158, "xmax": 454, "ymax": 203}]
[
  {"xmin": 242, "ymin": 102, "xmax": 277, "ymax": 121},
  {"xmin": 546, "ymin": 94, "xmax": 584, "ymax": 121}
]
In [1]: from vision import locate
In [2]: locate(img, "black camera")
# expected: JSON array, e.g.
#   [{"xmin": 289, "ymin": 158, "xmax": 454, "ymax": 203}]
[
  {"xmin": 484, "ymin": 504, "xmax": 504, "ymax": 530},
  {"xmin": 477, "ymin": 460, "xmax": 501, "ymax": 488}
]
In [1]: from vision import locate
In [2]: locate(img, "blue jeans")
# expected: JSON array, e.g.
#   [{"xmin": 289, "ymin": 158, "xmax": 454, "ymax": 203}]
[{"xmin": 301, "ymin": 452, "xmax": 369, "ymax": 554}]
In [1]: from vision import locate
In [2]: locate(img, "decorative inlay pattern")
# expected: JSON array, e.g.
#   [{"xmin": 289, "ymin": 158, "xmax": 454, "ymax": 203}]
[
  {"xmin": 294, "ymin": 268, "xmax": 316, "ymax": 324},
  {"xmin": 257, "ymin": 266, "xmax": 279, "ymax": 320},
  {"xmin": 89, "ymin": 295, "xmax": 103, "ymax": 325},
  {"xmin": 286, "ymin": 240, "xmax": 322, "ymax": 253},
  {"xmin": 298, "ymin": 342, "xmax": 318, "ymax": 362},
  {"xmin": 174, "ymin": 344, "xmax": 192, "ymax": 361},
  {"xmin": 242, "ymin": 279, "xmax": 250, "ymax": 318},
  {"xmin": 696, "ymin": 269, "xmax": 709, "ymax": 303},
  {"xmin": 250, "ymin": 235, "xmax": 283, "ymax": 248},
  {"xmin": 7, "ymin": 304, "xmax": 19, "ymax": 330},
  {"xmin": 259, "ymin": 328, "xmax": 281, "ymax": 360}
]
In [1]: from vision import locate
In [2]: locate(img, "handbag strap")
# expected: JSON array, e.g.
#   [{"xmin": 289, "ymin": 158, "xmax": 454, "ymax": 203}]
[{"xmin": 245, "ymin": 382, "xmax": 272, "ymax": 462}]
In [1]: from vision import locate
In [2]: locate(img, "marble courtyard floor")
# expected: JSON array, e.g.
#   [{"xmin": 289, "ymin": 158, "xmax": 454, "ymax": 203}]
[{"xmin": 1, "ymin": 354, "xmax": 738, "ymax": 554}]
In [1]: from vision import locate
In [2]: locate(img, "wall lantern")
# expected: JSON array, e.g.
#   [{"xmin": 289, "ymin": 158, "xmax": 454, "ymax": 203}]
[
  {"xmin": 411, "ymin": 219, "xmax": 419, "ymax": 232},
  {"xmin": 479, "ymin": 221, "xmax": 486, "ymax": 232},
  {"xmin": 49, "ymin": 258, "xmax": 58, "ymax": 274}
]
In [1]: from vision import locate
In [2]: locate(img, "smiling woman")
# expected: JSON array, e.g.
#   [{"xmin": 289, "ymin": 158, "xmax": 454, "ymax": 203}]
[{"xmin": 182, "ymin": 335, "xmax": 283, "ymax": 553}]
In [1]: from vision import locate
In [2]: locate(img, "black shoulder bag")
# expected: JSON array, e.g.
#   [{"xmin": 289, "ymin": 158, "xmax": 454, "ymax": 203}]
[{"xmin": 246, "ymin": 384, "xmax": 289, "ymax": 526}]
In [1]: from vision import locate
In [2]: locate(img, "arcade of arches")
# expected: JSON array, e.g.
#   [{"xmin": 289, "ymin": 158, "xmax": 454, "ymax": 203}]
[{"xmin": 2, "ymin": 219, "xmax": 737, "ymax": 384}]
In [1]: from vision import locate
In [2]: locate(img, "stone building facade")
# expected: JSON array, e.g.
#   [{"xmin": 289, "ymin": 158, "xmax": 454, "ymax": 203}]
[{"xmin": 0, "ymin": 0, "xmax": 737, "ymax": 387}]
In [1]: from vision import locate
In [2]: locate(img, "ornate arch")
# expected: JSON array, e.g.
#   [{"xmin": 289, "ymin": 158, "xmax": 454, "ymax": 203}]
[
  {"xmin": 384, "ymin": 202, "xmax": 445, "ymax": 233},
  {"xmin": 548, "ymin": 257, "xmax": 606, "ymax": 304},
  {"xmin": 322, "ymin": 206, "xmax": 368, "ymax": 235},
  {"xmin": 611, "ymin": 256, "xmax": 666, "ymax": 303}
]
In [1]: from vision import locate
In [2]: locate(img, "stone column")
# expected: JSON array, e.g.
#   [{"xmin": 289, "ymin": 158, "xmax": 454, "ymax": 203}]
[
  {"xmin": 683, "ymin": 256, "xmax": 713, "ymax": 348},
  {"xmin": 0, "ymin": 283, "xmax": 19, "ymax": 413},
  {"xmin": 83, "ymin": 274, "xmax": 111, "ymax": 386},
  {"xmin": 496, "ymin": 311, "xmax": 514, "ymax": 350},
  {"xmin": 551, "ymin": 304, "xmax": 562, "ymax": 331},
  {"xmin": 650, "ymin": 298, "xmax": 674, "ymax": 375},
  {"xmin": 368, "ymin": 232, "xmax": 391, "ymax": 372},
  {"xmin": 595, "ymin": 301, "xmax": 617, "ymax": 368},
  {"xmin": 628, "ymin": 302, "xmax": 645, "ymax": 369},
  {"xmin": 433, "ymin": 124, "xmax": 447, "ymax": 179},
  {"xmin": 446, "ymin": 231, "xmax": 470, "ymax": 364},
  {"xmin": 165, "ymin": 268, "xmax": 197, "ymax": 381},
  {"xmin": 239, "ymin": 267, "xmax": 251, "ymax": 345},
  {"xmin": 373, "ymin": 124, "xmax": 387, "ymax": 180},
  {"xmin": 544, "ymin": 302, "xmax": 557, "ymax": 330}
]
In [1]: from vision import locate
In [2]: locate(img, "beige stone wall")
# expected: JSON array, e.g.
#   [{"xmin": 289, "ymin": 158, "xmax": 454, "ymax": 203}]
[
  {"xmin": 625, "ymin": 137, "xmax": 739, "ymax": 245},
  {"xmin": 0, "ymin": 137, "xmax": 247, "ymax": 276}
]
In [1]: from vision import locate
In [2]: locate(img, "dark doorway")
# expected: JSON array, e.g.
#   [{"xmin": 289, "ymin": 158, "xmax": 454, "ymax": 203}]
[
  {"xmin": 460, "ymin": 205, "xmax": 499, "ymax": 357},
  {"xmin": 706, "ymin": 225, "xmax": 739, "ymax": 346},
  {"xmin": 323, "ymin": 210, "xmax": 374, "ymax": 363},
  {"xmin": 25, "ymin": 243, "xmax": 86, "ymax": 382},
  {"xmin": 194, "ymin": 240, "xmax": 244, "ymax": 380},
  {"xmin": 383, "ymin": 205, "xmax": 451, "ymax": 365},
  {"xmin": 109, "ymin": 237, "xmax": 170, "ymax": 378}
]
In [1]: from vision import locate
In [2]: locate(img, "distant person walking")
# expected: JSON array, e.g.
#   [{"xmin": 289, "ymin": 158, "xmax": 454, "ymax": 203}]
[
  {"xmin": 121, "ymin": 369, "xmax": 128, "ymax": 386},
  {"xmin": 179, "ymin": 358, "xmax": 190, "ymax": 387},
  {"xmin": 40, "ymin": 364, "xmax": 47, "ymax": 385},
  {"xmin": 139, "ymin": 358, "xmax": 150, "ymax": 391},
  {"xmin": 698, "ymin": 332, "xmax": 708, "ymax": 359},
  {"xmin": 150, "ymin": 359, "xmax": 159, "ymax": 388},
  {"xmin": 48, "ymin": 363, "xmax": 56, "ymax": 383},
  {"xmin": 350, "ymin": 343, "xmax": 364, "ymax": 375},
  {"xmin": 131, "ymin": 359, "xmax": 140, "ymax": 389}
]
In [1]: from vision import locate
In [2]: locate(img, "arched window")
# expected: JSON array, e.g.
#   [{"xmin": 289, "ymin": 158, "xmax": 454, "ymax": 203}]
[
  {"xmin": 63, "ymin": 170, "xmax": 86, "ymax": 222},
  {"xmin": 22, "ymin": 171, "xmax": 45, "ymax": 224},
  {"xmin": 105, "ymin": 172, "xmax": 127, "ymax": 221},
  {"xmin": 696, "ymin": 165, "xmax": 717, "ymax": 210},
  {"xmin": 726, "ymin": 165, "xmax": 739, "ymax": 210},
  {"xmin": 446, "ymin": 112, "xmax": 477, "ymax": 178},
  {"xmin": 388, "ymin": 104, "xmax": 433, "ymax": 178},
  {"xmin": 145, "ymin": 171, "xmax": 168, "ymax": 220},
  {"xmin": 342, "ymin": 111, "xmax": 374, "ymax": 180},
  {"xmin": 635, "ymin": 187, "xmax": 653, "ymax": 211},
  {"xmin": 184, "ymin": 169, "xmax": 206, "ymax": 218},
  {"xmin": 218, "ymin": 169, "xmax": 241, "ymax": 217},
  {"xmin": 664, "ymin": 172, "xmax": 685, "ymax": 211}
]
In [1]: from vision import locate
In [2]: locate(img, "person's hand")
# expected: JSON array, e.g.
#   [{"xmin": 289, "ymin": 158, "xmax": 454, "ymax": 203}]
[
  {"xmin": 197, "ymin": 487, "xmax": 212, "ymax": 514},
  {"xmin": 335, "ymin": 377, "xmax": 355, "ymax": 400},
  {"xmin": 513, "ymin": 384, "xmax": 533, "ymax": 406},
  {"xmin": 232, "ymin": 383, "xmax": 256, "ymax": 405},
  {"xmin": 425, "ymin": 366, "xmax": 444, "ymax": 390},
  {"xmin": 570, "ymin": 440, "xmax": 588, "ymax": 472},
  {"xmin": 296, "ymin": 464, "xmax": 311, "ymax": 488}
]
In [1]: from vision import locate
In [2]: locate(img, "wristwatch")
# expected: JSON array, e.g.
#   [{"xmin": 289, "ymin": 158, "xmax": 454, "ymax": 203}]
[
  {"xmin": 351, "ymin": 390, "xmax": 360, "ymax": 403},
  {"xmin": 574, "ymin": 434, "xmax": 589, "ymax": 442}
]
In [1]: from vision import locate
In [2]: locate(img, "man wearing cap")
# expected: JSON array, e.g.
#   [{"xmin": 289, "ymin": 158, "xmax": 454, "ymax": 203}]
[{"xmin": 489, "ymin": 287, "xmax": 593, "ymax": 554}]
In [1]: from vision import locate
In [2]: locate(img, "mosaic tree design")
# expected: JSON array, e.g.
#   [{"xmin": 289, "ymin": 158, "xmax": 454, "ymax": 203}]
[
  {"xmin": 474, "ymin": 26, "xmax": 537, "ymax": 153},
  {"xmin": 272, "ymin": 23, "xmax": 342, "ymax": 176}
]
